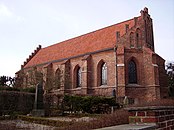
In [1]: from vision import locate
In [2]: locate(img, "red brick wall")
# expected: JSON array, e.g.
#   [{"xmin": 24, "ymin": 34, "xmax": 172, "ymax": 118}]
[
  {"xmin": 53, "ymin": 50, "xmax": 116, "ymax": 96},
  {"xmin": 115, "ymin": 7, "xmax": 164, "ymax": 101},
  {"xmin": 18, "ymin": 8, "xmax": 168, "ymax": 101},
  {"xmin": 89, "ymin": 50, "xmax": 116, "ymax": 96},
  {"xmin": 127, "ymin": 106, "xmax": 174, "ymax": 129},
  {"xmin": 156, "ymin": 55, "xmax": 168, "ymax": 98}
]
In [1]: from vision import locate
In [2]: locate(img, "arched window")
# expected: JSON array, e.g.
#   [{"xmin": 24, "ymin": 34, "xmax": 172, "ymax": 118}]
[
  {"xmin": 101, "ymin": 62, "xmax": 107, "ymax": 85},
  {"xmin": 136, "ymin": 28, "xmax": 141, "ymax": 47},
  {"xmin": 128, "ymin": 60, "xmax": 137, "ymax": 84},
  {"xmin": 76, "ymin": 67, "xmax": 82, "ymax": 87},
  {"xmin": 130, "ymin": 32, "xmax": 134, "ymax": 47}
]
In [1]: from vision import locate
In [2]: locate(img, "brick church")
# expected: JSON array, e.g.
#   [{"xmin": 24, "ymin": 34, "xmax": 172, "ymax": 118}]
[{"xmin": 16, "ymin": 7, "xmax": 167, "ymax": 101}]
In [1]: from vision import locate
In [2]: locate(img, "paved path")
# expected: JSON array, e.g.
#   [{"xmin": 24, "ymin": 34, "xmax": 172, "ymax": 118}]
[{"xmin": 94, "ymin": 123, "xmax": 156, "ymax": 130}]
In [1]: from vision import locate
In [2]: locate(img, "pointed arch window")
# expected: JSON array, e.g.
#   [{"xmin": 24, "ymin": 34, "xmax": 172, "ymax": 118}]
[
  {"xmin": 101, "ymin": 62, "xmax": 107, "ymax": 85},
  {"xmin": 76, "ymin": 67, "xmax": 82, "ymax": 87},
  {"xmin": 128, "ymin": 60, "xmax": 137, "ymax": 84}
]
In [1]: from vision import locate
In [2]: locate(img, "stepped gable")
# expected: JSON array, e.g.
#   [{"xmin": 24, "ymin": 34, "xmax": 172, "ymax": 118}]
[
  {"xmin": 24, "ymin": 17, "xmax": 138, "ymax": 68},
  {"xmin": 21, "ymin": 45, "xmax": 42, "ymax": 68}
]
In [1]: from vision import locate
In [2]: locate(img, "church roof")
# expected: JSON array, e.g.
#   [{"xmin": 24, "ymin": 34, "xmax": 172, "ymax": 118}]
[{"xmin": 24, "ymin": 17, "xmax": 138, "ymax": 68}]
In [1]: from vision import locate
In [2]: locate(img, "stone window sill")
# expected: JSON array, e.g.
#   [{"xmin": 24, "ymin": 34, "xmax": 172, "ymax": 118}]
[{"xmin": 127, "ymin": 84, "xmax": 141, "ymax": 87}]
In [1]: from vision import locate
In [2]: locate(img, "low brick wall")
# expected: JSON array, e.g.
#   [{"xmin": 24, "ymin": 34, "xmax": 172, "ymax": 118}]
[{"xmin": 127, "ymin": 106, "xmax": 174, "ymax": 130}]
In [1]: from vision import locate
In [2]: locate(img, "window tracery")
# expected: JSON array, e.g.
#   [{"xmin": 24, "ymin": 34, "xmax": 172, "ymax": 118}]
[
  {"xmin": 76, "ymin": 67, "xmax": 82, "ymax": 87},
  {"xmin": 128, "ymin": 60, "xmax": 137, "ymax": 84},
  {"xmin": 101, "ymin": 62, "xmax": 107, "ymax": 85}
]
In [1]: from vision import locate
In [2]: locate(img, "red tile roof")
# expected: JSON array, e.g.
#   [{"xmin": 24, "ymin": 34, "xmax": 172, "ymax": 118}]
[{"xmin": 24, "ymin": 17, "xmax": 138, "ymax": 68}]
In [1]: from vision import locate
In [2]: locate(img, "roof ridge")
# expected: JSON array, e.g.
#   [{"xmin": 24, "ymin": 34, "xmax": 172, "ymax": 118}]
[
  {"xmin": 24, "ymin": 15, "xmax": 140, "ymax": 68},
  {"xmin": 44, "ymin": 17, "xmax": 139, "ymax": 49}
]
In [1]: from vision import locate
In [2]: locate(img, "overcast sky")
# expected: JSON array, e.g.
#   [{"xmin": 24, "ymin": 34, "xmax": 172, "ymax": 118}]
[{"xmin": 0, "ymin": 0, "xmax": 174, "ymax": 77}]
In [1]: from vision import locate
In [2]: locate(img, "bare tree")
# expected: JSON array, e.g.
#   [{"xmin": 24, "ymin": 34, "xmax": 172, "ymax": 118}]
[{"xmin": 166, "ymin": 62, "xmax": 174, "ymax": 97}]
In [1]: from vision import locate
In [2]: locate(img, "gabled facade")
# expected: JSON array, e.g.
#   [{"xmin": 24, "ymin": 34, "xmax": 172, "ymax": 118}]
[{"xmin": 16, "ymin": 7, "xmax": 168, "ymax": 101}]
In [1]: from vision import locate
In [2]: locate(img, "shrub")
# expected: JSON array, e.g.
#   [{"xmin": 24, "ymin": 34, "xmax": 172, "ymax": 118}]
[{"xmin": 63, "ymin": 95, "xmax": 119, "ymax": 114}]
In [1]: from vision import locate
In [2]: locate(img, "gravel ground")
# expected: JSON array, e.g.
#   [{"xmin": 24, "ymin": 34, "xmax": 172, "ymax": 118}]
[
  {"xmin": 0, "ymin": 117, "xmax": 94, "ymax": 130},
  {"xmin": 0, "ymin": 120, "xmax": 56, "ymax": 130},
  {"xmin": 47, "ymin": 116, "xmax": 94, "ymax": 122}
]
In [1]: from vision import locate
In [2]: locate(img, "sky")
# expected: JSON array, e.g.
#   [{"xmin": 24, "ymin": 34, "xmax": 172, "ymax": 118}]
[{"xmin": 0, "ymin": 0, "xmax": 174, "ymax": 77}]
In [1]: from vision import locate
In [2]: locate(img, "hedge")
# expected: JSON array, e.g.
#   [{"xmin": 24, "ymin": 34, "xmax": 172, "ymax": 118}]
[
  {"xmin": 0, "ymin": 86, "xmax": 35, "ymax": 93},
  {"xmin": 0, "ymin": 91, "xmax": 35, "ymax": 116}
]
